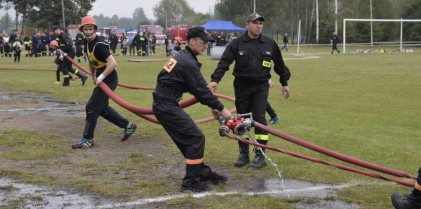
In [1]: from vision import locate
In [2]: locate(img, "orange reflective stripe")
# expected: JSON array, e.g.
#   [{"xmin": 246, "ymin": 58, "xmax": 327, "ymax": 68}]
[
  {"xmin": 185, "ymin": 158, "xmax": 203, "ymax": 165},
  {"xmin": 415, "ymin": 182, "xmax": 421, "ymax": 191}
]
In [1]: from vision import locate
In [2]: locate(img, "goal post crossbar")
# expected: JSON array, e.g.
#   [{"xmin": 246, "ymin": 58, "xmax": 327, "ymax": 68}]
[{"xmin": 342, "ymin": 18, "xmax": 421, "ymax": 53}]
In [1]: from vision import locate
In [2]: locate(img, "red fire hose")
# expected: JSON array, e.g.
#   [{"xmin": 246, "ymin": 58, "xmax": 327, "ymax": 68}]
[
  {"xmin": 253, "ymin": 121, "xmax": 416, "ymax": 179},
  {"xmin": 221, "ymin": 131, "xmax": 414, "ymax": 187}
]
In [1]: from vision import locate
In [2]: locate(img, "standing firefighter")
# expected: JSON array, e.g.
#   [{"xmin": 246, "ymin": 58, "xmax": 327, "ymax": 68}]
[
  {"xmin": 52, "ymin": 25, "xmax": 87, "ymax": 86},
  {"xmin": 331, "ymin": 32, "xmax": 340, "ymax": 54},
  {"xmin": 72, "ymin": 16, "xmax": 137, "ymax": 149},
  {"xmin": 75, "ymin": 30, "xmax": 85, "ymax": 63},
  {"xmin": 152, "ymin": 27, "xmax": 232, "ymax": 192},
  {"xmin": 208, "ymin": 13, "xmax": 291, "ymax": 169}
]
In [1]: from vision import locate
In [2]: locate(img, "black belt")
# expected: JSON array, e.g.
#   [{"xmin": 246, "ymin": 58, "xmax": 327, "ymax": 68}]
[{"xmin": 154, "ymin": 83, "xmax": 182, "ymax": 102}]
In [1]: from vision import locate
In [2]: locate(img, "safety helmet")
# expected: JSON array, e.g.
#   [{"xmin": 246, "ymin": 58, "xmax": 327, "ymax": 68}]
[
  {"xmin": 79, "ymin": 16, "xmax": 97, "ymax": 32},
  {"xmin": 50, "ymin": 40, "xmax": 59, "ymax": 47}
]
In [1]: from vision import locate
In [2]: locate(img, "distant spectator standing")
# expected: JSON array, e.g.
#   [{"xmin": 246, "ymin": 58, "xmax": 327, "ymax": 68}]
[
  {"xmin": 150, "ymin": 34, "xmax": 156, "ymax": 55},
  {"xmin": 164, "ymin": 33, "xmax": 170, "ymax": 56},
  {"xmin": 280, "ymin": 32, "xmax": 288, "ymax": 52},
  {"xmin": 128, "ymin": 33, "xmax": 135, "ymax": 56},
  {"xmin": 120, "ymin": 35, "xmax": 129, "ymax": 56},
  {"xmin": 141, "ymin": 33, "xmax": 148, "ymax": 56},
  {"xmin": 331, "ymin": 32, "xmax": 340, "ymax": 54},
  {"xmin": 207, "ymin": 30, "xmax": 213, "ymax": 56},
  {"xmin": 133, "ymin": 31, "xmax": 141, "ymax": 56},
  {"xmin": 8, "ymin": 30, "xmax": 17, "ymax": 44},
  {"xmin": 12, "ymin": 34, "xmax": 22, "ymax": 63},
  {"xmin": 216, "ymin": 32, "xmax": 226, "ymax": 46},
  {"xmin": 109, "ymin": 31, "xmax": 119, "ymax": 55}
]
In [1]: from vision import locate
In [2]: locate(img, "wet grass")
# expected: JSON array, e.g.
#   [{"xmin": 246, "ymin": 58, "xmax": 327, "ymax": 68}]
[{"xmin": 0, "ymin": 45, "xmax": 420, "ymax": 208}]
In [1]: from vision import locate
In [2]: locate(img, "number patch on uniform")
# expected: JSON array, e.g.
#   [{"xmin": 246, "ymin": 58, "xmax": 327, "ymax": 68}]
[
  {"xmin": 163, "ymin": 58, "xmax": 177, "ymax": 73},
  {"xmin": 262, "ymin": 60, "xmax": 272, "ymax": 68}
]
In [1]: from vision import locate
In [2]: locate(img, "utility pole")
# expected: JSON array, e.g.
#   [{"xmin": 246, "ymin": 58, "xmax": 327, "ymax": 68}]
[
  {"xmin": 334, "ymin": 0, "xmax": 338, "ymax": 33},
  {"xmin": 61, "ymin": 0, "xmax": 65, "ymax": 28},
  {"xmin": 370, "ymin": 0, "xmax": 373, "ymax": 47},
  {"xmin": 316, "ymin": 0, "xmax": 319, "ymax": 43}
]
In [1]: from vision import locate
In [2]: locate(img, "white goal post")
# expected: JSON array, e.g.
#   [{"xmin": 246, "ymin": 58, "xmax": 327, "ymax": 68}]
[{"xmin": 342, "ymin": 18, "xmax": 421, "ymax": 53}]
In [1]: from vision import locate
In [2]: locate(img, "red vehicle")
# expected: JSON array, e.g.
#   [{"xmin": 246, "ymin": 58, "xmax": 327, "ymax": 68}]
[
  {"xmin": 168, "ymin": 25, "xmax": 191, "ymax": 44},
  {"xmin": 140, "ymin": 25, "xmax": 166, "ymax": 45}
]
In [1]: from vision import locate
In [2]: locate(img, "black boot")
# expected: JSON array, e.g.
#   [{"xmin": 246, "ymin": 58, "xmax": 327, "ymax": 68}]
[
  {"xmin": 180, "ymin": 164, "xmax": 212, "ymax": 193},
  {"xmin": 391, "ymin": 191, "xmax": 421, "ymax": 209},
  {"xmin": 77, "ymin": 72, "xmax": 87, "ymax": 86},
  {"xmin": 234, "ymin": 142, "xmax": 249, "ymax": 167},
  {"xmin": 62, "ymin": 76, "xmax": 70, "ymax": 87},
  {"xmin": 249, "ymin": 140, "xmax": 267, "ymax": 169}
]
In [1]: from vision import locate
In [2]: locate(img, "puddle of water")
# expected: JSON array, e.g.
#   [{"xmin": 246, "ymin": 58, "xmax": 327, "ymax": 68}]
[
  {"xmin": 0, "ymin": 177, "xmax": 361, "ymax": 209},
  {"xmin": 0, "ymin": 178, "xmax": 113, "ymax": 208},
  {"xmin": 0, "ymin": 91, "xmax": 85, "ymax": 117},
  {"xmin": 263, "ymin": 178, "xmax": 361, "ymax": 209}
]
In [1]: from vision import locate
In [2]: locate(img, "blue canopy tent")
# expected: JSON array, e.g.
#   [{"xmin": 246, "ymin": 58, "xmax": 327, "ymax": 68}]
[
  {"xmin": 201, "ymin": 20, "xmax": 246, "ymax": 31},
  {"xmin": 201, "ymin": 20, "xmax": 245, "ymax": 60}
]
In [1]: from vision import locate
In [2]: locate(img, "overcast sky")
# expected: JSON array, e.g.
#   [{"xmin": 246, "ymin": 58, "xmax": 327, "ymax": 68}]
[
  {"xmin": 0, "ymin": 0, "xmax": 217, "ymax": 20},
  {"xmin": 89, "ymin": 0, "xmax": 218, "ymax": 19}
]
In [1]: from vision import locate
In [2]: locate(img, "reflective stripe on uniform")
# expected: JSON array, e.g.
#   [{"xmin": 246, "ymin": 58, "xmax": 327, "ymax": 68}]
[
  {"xmin": 185, "ymin": 158, "xmax": 203, "ymax": 165},
  {"xmin": 255, "ymin": 134, "xmax": 269, "ymax": 141}
]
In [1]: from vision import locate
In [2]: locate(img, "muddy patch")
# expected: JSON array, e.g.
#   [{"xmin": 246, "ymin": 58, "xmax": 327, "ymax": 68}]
[{"xmin": 0, "ymin": 91, "xmax": 84, "ymax": 117}]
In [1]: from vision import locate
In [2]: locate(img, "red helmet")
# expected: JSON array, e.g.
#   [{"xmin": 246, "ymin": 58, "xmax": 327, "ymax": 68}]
[
  {"xmin": 79, "ymin": 16, "xmax": 97, "ymax": 32},
  {"xmin": 50, "ymin": 40, "xmax": 59, "ymax": 47}
]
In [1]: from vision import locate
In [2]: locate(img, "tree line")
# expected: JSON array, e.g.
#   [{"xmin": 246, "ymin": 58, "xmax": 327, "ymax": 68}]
[{"xmin": 1, "ymin": 0, "xmax": 421, "ymax": 43}]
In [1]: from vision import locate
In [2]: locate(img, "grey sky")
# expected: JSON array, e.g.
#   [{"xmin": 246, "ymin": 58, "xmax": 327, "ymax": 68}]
[
  {"xmin": 0, "ymin": 0, "xmax": 217, "ymax": 21},
  {"xmin": 89, "ymin": 0, "xmax": 218, "ymax": 19}
]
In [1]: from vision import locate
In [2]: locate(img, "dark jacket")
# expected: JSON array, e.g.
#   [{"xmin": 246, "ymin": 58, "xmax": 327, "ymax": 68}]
[
  {"xmin": 211, "ymin": 31, "xmax": 291, "ymax": 86},
  {"xmin": 155, "ymin": 46, "xmax": 224, "ymax": 111}
]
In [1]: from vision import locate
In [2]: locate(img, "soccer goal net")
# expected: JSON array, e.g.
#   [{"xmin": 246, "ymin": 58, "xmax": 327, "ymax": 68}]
[{"xmin": 342, "ymin": 18, "xmax": 421, "ymax": 54}]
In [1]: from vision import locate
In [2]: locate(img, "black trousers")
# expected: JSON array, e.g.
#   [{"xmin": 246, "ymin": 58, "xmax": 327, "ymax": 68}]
[
  {"xmin": 153, "ymin": 93, "xmax": 212, "ymax": 186},
  {"xmin": 83, "ymin": 77, "xmax": 129, "ymax": 139},
  {"xmin": 234, "ymin": 78, "xmax": 269, "ymax": 135},
  {"xmin": 266, "ymin": 102, "xmax": 277, "ymax": 119}
]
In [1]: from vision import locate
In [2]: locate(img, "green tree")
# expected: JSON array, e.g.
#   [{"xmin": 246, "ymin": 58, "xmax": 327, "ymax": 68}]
[
  {"xmin": 2, "ymin": 0, "xmax": 95, "ymax": 30},
  {"xmin": 0, "ymin": 13, "xmax": 13, "ymax": 33},
  {"xmin": 132, "ymin": 8, "xmax": 150, "ymax": 27},
  {"xmin": 401, "ymin": 0, "xmax": 421, "ymax": 41},
  {"xmin": 153, "ymin": 0, "xmax": 195, "ymax": 27}
]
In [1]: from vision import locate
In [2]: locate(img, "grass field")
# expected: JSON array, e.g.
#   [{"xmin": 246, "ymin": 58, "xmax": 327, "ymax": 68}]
[{"xmin": 0, "ymin": 44, "xmax": 420, "ymax": 208}]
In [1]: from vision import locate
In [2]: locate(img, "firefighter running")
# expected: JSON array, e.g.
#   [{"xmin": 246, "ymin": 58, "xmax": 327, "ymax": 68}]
[
  {"xmin": 52, "ymin": 25, "xmax": 88, "ymax": 86},
  {"xmin": 71, "ymin": 16, "xmax": 137, "ymax": 149}
]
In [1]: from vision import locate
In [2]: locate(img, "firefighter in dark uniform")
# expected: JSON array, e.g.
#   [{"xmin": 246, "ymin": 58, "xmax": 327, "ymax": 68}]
[
  {"xmin": 208, "ymin": 13, "xmax": 291, "ymax": 169},
  {"xmin": 75, "ymin": 30, "xmax": 85, "ymax": 63},
  {"xmin": 153, "ymin": 27, "xmax": 232, "ymax": 193},
  {"xmin": 23, "ymin": 35, "xmax": 31, "ymax": 57},
  {"xmin": 53, "ymin": 25, "xmax": 87, "ymax": 86},
  {"xmin": 71, "ymin": 16, "xmax": 137, "ymax": 149},
  {"xmin": 216, "ymin": 32, "xmax": 226, "ymax": 46}
]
